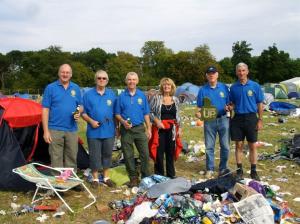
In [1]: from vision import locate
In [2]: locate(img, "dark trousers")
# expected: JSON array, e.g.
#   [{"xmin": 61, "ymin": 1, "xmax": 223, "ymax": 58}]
[
  {"xmin": 155, "ymin": 128, "xmax": 175, "ymax": 178},
  {"xmin": 120, "ymin": 125, "xmax": 150, "ymax": 179}
]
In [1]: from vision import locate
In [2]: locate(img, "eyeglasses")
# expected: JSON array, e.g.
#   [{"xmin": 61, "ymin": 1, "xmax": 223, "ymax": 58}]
[{"xmin": 97, "ymin": 77, "xmax": 107, "ymax": 80}]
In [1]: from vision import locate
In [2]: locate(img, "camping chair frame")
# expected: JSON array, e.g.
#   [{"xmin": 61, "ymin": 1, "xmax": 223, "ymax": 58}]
[{"xmin": 12, "ymin": 162, "xmax": 96, "ymax": 213}]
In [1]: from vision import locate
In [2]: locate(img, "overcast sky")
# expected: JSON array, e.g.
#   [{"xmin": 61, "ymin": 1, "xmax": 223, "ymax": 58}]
[{"xmin": 0, "ymin": 0, "xmax": 299, "ymax": 60}]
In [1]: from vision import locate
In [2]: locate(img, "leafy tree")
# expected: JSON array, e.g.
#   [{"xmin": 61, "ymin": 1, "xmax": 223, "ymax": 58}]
[
  {"xmin": 231, "ymin": 40, "xmax": 253, "ymax": 68},
  {"xmin": 140, "ymin": 41, "xmax": 173, "ymax": 79},
  {"xmin": 166, "ymin": 45, "xmax": 222, "ymax": 85},
  {"xmin": 166, "ymin": 51, "xmax": 198, "ymax": 85},
  {"xmin": 256, "ymin": 44, "xmax": 291, "ymax": 83},
  {"xmin": 192, "ymin": 45, "xmax": 217, "ymax": 84},
  {"xmin": 72, "ymin": 48, "xmax": 113, "ymax": 72},
  {"xmin": 288, "ymin": 58, "xmax": 300, "ymax": 79},
  {"xmin": 0, "ymin": 53, "xmax": 9, "ymax": 89},
  {"xmin": 71, "ymin": 61, "xmax": 94, "ymax": 87},
  {"xmin": 219, "ymin": 57, "xmax": 233, "ymax": 77},
  {"xmin": 106, "ymin": 51, "xmax": 141, "ymax": 86}
]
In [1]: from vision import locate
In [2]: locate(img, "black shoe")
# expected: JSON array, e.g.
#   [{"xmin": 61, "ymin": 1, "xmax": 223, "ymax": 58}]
[
  {"xmin": 250, "ymin": 171, "xmax": 261, "ymax": 181},
  {"xmin": 236, "ymin": 171, "xmax": 243, "ymax": 181}
]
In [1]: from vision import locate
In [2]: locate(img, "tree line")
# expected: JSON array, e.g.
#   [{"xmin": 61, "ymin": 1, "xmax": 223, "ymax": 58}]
[{"xmin": 0, "ymin": 40, "xmax": 299, "ymax": 93}]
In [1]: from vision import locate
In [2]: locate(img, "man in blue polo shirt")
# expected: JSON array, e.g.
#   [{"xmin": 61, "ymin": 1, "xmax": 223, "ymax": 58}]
[
  {"xmin": 196, "ymin": 66, "xmax": 230, "ymax": 179},
  {"xmin": 229, "ymin": 62, "xmax": 264, "ymax": 181},
  {"xmin": 42, "ymin": 64, "xmax": 82, "ymax": 171},
  {"xmin": 115, "ymin": 72, "xmax": 151, "ymax": 187},
  {"xmin": 82, "ymin": 70, "xmax": 117, "ymax": 188}
]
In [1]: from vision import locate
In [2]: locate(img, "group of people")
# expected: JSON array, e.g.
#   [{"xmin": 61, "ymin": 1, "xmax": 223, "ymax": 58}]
[
  {"xmin": 42, "ymin": 62, "xmax": 263, "ymax": 190},
  {"xmin": 196, "ymin": 63, "xmax": 263, "ymax": 181}
]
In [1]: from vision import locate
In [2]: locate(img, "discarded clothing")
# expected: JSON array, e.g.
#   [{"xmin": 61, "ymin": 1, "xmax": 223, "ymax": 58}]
[
  {"xmin": 147, "ymin": 177, "xmax": 191, "ymax": 198},
  {"xmin": 189, "ymin": 173, "xmax": 236, "ymax": 194}
]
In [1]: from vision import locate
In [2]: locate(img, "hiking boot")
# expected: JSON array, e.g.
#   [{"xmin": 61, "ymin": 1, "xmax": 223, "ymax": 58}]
[
  {"xmin": 91, "ymin": 181, "xmax": 99, "ymax": 189},
  {"xmin": 126, "ymin": 177, "xmax": 139, "ymax": 188},
  {"xmin": 250, "ymin": 171, "xmax": 261, "ymax": 181},
  {"xmin": 205, "ymin": 171, "xmax": 214, "ymax": 179},
  {"xmin": 104, "ymin": 179, "xmax": 116, "ymax": 188}
]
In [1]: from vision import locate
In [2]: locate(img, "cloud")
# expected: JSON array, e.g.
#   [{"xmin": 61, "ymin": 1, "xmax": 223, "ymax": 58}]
[{"xmin": 0, "ymin": 0, "xmax": 299, "ymax": 59}]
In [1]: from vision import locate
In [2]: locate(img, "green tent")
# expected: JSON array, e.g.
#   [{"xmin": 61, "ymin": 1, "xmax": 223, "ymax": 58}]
[{"xmin": 264, "ymin": 86, "xmax": 288, "ymax": 99}]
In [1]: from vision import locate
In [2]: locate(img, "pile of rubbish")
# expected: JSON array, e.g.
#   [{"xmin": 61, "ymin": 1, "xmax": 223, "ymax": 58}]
[
  {"xmin": 258, "ymin": 134, "xmax": 300, "ymax": 164},
  {"xmin": 108, "ymin": 174, "xmax": 299, "ymax": 224}
]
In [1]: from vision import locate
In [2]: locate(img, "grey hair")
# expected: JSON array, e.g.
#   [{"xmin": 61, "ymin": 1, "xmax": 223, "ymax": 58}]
[
  {"xmin": 95, "ymin": 70, "xmax": 109, "ymax": 81},
  {"xmin": 236, "ymin": 62, "xmax": 248, "ymax": 71},
  {"xmin": 58, "ymin": 64, "xmax": 72, "ymax": 75},
  {"xmin": 125, "ymin": 72, "xmax": 139, "ymax": 81}
]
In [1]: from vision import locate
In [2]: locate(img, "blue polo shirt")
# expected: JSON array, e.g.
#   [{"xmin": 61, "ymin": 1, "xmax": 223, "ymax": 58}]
[
  {"xmin": 115, "ymin": 88, "xmax": 150, "ymax": 126},
  {"xmin": 42, "ymin": 80, "xmax": 82, "ymax": 132},
  {"xmin": 230, "ymin": 79, "xmax": 264, "ymax": 114},
  {"xmin": 83, "ymin": 87, "xmax": 116, "ymax": 139},
  {"xmin": 197, "ymin": 82, "xmax": 229, "ymax": 117}
]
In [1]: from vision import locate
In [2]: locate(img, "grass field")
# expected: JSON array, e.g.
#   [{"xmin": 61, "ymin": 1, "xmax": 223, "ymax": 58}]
[{"xmin": 0, "ymin": 103, "xmax": 299, "ymax": 223}]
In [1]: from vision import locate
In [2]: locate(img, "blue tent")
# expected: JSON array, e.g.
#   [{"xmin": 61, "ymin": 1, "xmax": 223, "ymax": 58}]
[
  {"xmin": 13, "ymin": 93, "xmax": 30, "ymax": 99},
  {"xmin": 269, "ymin": 101, "xmax": 298, "ymax": 113},
  {"xmin": 288, "ymin": 92, "xmax": 300, "ymax": 99},
  {"xmin": 176, "ymin": 83, "xmax": 200, "ymax": 97},
  {"xmin": 175, "ymin": 83, "xmax": 200, "ymax": 104}
]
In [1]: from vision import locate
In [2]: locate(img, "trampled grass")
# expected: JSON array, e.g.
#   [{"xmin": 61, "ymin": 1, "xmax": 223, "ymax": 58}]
[{"xmin": 0, "ymin": 103, "xmax": 299, "ymax": 223}]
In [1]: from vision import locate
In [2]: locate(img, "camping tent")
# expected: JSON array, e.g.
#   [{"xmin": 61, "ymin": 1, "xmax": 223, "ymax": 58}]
[
  {"xmin": 13, "ymin": 93, "xmax": 31, "ymax": 99},
  {"xmin": 269, "ymin": 101, "xmax": 298, "ymax": 114},
  {"xmin": 175, "ymin": 83, "xmax": 200, "ymax": 104},
  {"xmin": 264, "ymin": 86, "xmax": 288, "ymax": 99},
  {"xmin": 280, "ymin": 77, "xmax": 300, "ymax": 93},
  {"xmin": 288, "ymin": 92, "xmax": 300, "ymax": 99},
  {"xmin": 0, "ymin": 98, "xmax": 89, "ymax": 191},
  {"xmin": 263, "ymin": 93, "xmax": 274, "ymax": 107}
]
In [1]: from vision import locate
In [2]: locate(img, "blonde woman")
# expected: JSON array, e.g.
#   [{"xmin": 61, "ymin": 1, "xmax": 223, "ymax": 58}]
[{"xmin": 149, "ymin": 77, "xmax": 182, "ymax": 178}]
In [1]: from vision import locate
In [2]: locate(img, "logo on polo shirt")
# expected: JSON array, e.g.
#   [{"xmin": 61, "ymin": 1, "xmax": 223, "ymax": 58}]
[
  {"xmin": 219, "ymin": 91, "xmax": 225, "ymax": 98},
  {"xmin": 107, "ymin": 99, "xmax": 112, "ymax": 106},
  {"xmin": 71, "ymin": 90, "xmax": 76, "ymax": 97},
  {"xmin": 137, "ymin": 98, "xmax": 143, "ymax": 105},
  {"xmin": 247, "ymin": 90, "xmax": 253, "ymax": 96}
]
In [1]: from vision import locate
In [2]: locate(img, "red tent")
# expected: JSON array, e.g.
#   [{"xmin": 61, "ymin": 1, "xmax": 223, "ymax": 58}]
[
  {"xmin": 0, "ymin": 98, "xmax": 42, "ymax": 128},
  {"xmin": 0, "ymin": 98, "xmax": 89, "ymax": 191}
]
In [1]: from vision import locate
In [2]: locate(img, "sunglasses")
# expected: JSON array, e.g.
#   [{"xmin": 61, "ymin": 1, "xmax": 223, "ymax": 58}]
[{"xmin": 97, "ymin": 77, "xmax": 107, "ymax": 80}]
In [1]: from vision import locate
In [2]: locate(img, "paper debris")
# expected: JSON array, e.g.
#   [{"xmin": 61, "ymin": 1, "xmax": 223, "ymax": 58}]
[
  {"xmin": 293, "ymin": 197, "xmax": 300, "ymax": 202},
  {"xmin": 10, "ymin": 202, "xmax": 20, "ymax": 211},
  {"xmin": 275, "ymin": 165, "xmax": 287, "ymax": 173},
  {"xmin": 36, "ymin": 214, "xmax": 49, "ymax": 222}
]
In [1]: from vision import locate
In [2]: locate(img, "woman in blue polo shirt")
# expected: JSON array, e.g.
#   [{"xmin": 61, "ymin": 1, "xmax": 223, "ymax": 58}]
[{"xmin": 82, "ymin": 70, "xmax": 117, "ymax": 188}]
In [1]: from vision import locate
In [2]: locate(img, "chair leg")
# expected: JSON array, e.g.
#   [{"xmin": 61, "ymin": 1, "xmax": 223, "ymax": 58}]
[
  {"xmin": 81, "ymin": 183, "xmax": 97, "ymax": 209},
  {"xmin": 32, "ymin": 186, "xmax": 41, "ymax": 204},
  {"xmin": 52, "ymin": 190, "xmax": 74, "ymax": 213}
]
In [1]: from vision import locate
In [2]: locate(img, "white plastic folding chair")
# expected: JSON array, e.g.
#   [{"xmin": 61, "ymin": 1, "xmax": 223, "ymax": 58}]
[{"xmin": 13, "ymin": 162, "xmax": 96, "ymax": 213}]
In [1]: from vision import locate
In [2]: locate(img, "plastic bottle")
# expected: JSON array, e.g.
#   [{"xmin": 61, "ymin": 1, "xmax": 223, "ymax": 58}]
[
  {"xmin": 73, "ymin": 105, "xmax": 80, "ymax": 115},
  {"xmin": 226, "ymin": 110, "xmax": 231, "ymax": 118},
  {"xmin": 126, "ymin": 118, "xmax": 131, "ymax": 125},
  {"xmin": 151, "ymin": 194, "xmax": 168, "ymax": 209}
]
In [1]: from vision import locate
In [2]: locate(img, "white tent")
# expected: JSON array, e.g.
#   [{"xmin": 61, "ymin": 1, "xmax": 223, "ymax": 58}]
[{"xmin": 280, "ymin": 77, "xmax": 300, "ymax": 93}]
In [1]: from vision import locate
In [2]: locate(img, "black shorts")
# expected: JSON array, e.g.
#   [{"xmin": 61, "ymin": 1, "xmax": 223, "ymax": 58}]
[{"xmin": 230, "ymin": 113, "xmax": 258, "ymax": 143}]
